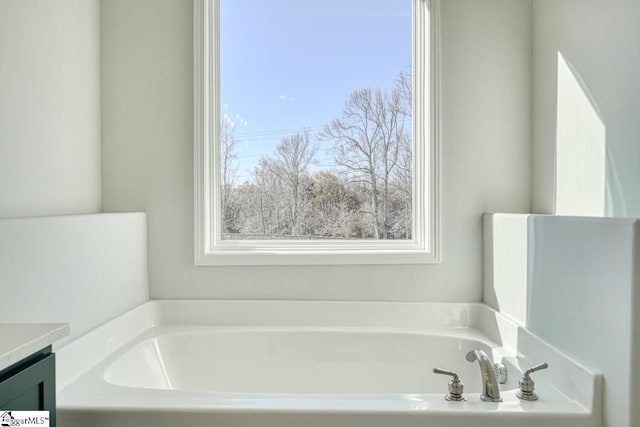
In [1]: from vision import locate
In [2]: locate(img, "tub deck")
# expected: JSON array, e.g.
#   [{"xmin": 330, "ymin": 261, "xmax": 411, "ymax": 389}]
[{"xmin": 56, "ymin": 300, "xmax": 601, "ymax": 427}]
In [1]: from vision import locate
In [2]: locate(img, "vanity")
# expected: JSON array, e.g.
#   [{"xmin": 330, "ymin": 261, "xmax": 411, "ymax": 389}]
[{"xmin": 0, "ymin": 324, "xmax": 69, "ymax": 427}]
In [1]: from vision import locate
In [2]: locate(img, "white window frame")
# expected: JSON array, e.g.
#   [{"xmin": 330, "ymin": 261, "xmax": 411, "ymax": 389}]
[{"xmin": 194, "ymin": 0, "xmax": 440, "ymax": 266}]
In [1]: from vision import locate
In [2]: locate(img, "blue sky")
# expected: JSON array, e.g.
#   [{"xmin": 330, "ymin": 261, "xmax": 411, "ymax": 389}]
[{"xmin": 219, "ymin": 0, "xmax": 412, "ymax": 182}]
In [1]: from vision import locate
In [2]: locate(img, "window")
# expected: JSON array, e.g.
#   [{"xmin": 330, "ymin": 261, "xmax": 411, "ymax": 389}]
[{"xmin": 195, "ymin": 0, "xmax": 439, "ymax": 265}]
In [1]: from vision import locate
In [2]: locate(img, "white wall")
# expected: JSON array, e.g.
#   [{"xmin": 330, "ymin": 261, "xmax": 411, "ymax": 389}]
[
  {"xmin": 483, "ymin": 214, "xmax": 529, "ymax": 324},
  {"xmin": 0, "ymin": 2, "xmax": 149, "ymax": 349},
  {"xmin": 100, "ymin": 0, "xmax": 532, "ymax": 301},
  {"xmin": 0, "ymin": 214, "xmax": 149, "ymax": 347},
  {"xmin": 532, "ymin": 0, "xmax": 640, "ymax": 216},
  {"xmin": 527, "ymin": 216, "xmax": 639, "ymax": 427},
  {"xmin": 485, "ymin": 214, "xmax": 640, "ymax": 427},
  {"xmin": 0, "ymin": 0, "xmax": 102, "ymax": 219}
]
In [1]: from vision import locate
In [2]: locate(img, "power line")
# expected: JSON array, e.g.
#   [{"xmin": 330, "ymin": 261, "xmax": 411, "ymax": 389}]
[{"xmin": 235, "ymin": 125, "xmax": 324, "ymax": 139}]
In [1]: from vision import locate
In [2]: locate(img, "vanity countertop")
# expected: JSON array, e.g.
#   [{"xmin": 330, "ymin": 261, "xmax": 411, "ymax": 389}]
[{"xmin": 0, "ymin": 323, "xmax": 69, "ymax": 371}]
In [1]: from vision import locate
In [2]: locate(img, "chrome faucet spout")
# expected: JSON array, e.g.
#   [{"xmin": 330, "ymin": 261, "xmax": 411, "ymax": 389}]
[{"xmin": 465, "ymin": 349, "xmax": 502, "ymax": 402}]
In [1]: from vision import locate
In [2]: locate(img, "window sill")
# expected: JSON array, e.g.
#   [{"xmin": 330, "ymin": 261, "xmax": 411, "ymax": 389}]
[{"xmin": 195, "ymin": 243, "xmax": 439, "ymax": 266}]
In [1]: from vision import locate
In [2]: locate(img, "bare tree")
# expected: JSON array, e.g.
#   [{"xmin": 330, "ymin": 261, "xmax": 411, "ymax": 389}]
[
  {"xmin": 252, "ymin": 157, "xmax": 286, "ymax": 235},
  {"xmin": 395, "ymin": 65, "xmax": 412, "ymax": 117},
  {"xmin": 320, "ymin": 88, "xmax": 380, "ymax": 237},
  {"xmin": 320, "ymin": 86, "xmax": 409, "ymax": 239},
  {"xmin": 271, "ymin": 130, "xmax": 318, "ymax": 236},
  {"xmin": 391, "ymin": 133, "xmax": 412, "ymax": 238},
  {"xmin": 393, "ymin": 67, "xmax": 413, "ymax": 238},
  {"xmin": 220, "ymin": 117, "xmax": 240, "ymax": 232},
  {"xmin": 225, "ymin": 182, "xmax": 260, "ymax": 235}
]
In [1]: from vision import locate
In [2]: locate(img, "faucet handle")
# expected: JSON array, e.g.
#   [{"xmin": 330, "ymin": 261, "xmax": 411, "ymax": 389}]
[
  {"xmin": 493, "ymin": 362, "xmax": 508, "ymax": 384},
  {"xmin": 523, "ymin": 362, "xmax": 549, "ymax": 377},
  {"xmin": 433, "ymin": 368, "xmax": 466, "ymax": 401},
  {"xmin": 433, "ymin": 367, "xmax": 459, "ymax": 379},
  {"xmin": 517, "ymin": 362, "xmax": 549, "ymax": 401}
]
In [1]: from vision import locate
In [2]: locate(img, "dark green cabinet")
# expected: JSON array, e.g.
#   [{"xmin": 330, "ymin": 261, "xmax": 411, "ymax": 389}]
[{"xmin": 0, "ymin": 347, "xmax": 56, "ymax": 426}]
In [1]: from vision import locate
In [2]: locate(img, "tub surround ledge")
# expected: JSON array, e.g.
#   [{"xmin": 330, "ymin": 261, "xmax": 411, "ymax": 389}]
[{"xmin": 0, "ymin": 323, "xmax": 69, "ymax": 371}]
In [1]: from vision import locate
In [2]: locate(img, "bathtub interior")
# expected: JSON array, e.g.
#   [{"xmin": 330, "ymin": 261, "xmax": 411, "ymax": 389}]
[{"xmin": 103, "ymin": 328, "xmax": 502, "ymax": 394}]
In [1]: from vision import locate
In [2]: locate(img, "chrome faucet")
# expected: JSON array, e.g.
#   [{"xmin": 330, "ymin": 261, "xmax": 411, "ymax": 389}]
[{"xmin": 465, "ymin": 349, "xmax": 502, "ymax": 402}]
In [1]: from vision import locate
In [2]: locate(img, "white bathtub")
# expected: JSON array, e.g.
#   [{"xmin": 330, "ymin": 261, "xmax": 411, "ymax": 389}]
[{"xmin": 56, "ymin": 301, "xmax": 601, "ymax": 427}]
